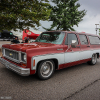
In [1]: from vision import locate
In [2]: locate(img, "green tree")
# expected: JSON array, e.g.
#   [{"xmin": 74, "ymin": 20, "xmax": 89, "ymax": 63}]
[
  {"xmin": 43, "ymin": 0, "xmax": 86, "ymax": 31},
  {"xmin": 0, "ymin": 0, "xmax": 51, "ymax": 31}
]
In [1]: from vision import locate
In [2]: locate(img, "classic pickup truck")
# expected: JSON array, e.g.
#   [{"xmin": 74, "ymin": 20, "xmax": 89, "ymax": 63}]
[{"xmin": 0, "ymin": 31, "xmax": 100, "ymax": 80}]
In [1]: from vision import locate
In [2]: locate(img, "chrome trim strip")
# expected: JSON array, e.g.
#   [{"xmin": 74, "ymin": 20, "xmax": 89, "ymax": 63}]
[
  {"xmin": 32, "ymin": 52, "xmax": 64, "ymax": 58},
  {"xmin": 19, "ymin": 51, "xmax": 21, "ymax": 62},
  {"xmin": 0, "ymin": 57, "xmax": 30, "ymax": 76},
  {"xmin": 31, "ymin": 48, "xmax": 100, "ymax": 58}
]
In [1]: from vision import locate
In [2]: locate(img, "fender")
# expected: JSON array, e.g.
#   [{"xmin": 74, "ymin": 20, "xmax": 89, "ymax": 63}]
[{"xmin": 31, "ymin": 53, "xmax": 65, "ymax": 70}]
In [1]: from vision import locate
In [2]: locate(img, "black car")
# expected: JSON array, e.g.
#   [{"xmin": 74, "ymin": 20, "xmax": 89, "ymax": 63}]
[{"xmin": 0, "ymin": 30, "xmax": 17, "ymax": 41}]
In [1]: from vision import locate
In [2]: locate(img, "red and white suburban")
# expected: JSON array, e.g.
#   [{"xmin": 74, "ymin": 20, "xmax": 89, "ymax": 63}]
[{"xmin": 0, "ymin": 31, "xmax": 100, "ymax": 80}]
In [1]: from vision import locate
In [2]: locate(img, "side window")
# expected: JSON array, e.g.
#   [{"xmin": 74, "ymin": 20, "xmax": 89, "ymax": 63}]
[
  {"xmin": 65, "ymin": 33, "xmax": 78, "ymax": 45},
  {"xmin": 88, "ymin": 36, "xmax": 100, "ymax": 44},
  {"xmin": 79, "ymin": 34, "xmax": 88, "ymax": 45}
]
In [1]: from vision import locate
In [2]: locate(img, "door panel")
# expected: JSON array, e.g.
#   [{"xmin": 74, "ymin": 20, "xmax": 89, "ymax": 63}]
[
  {"xmin": 64, "ymin": 33, "xmax": 81, "ymax": 68},
  {"xmin": 78, "ymin": 34, "xmax": 91, "ymax": 60}
]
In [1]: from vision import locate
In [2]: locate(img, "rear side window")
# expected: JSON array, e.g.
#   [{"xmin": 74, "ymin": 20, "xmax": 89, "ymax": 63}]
[
  {"xmin": 65, "ymin": 33, "xmax": 78, "ymax": 45},
  {"xmin": 79, "ymin": 34, "xmax": 88, "ymax": 45},
  {"xmin": 88, "ymin": 36, "xmax": 100, "ymax": 44}
]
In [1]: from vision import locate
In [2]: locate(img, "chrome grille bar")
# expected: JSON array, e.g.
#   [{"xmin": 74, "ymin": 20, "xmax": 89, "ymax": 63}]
[
  {"xmin": 2, "ymin": 48, "xmax": 26, "ymax": 63},
  {"xmin": 3, "ymin": 48, "xmax": 20, "ymax": 63},
  {"xmin": 5, "ymin": 49, "xmax": 19, "ymax": 60}
]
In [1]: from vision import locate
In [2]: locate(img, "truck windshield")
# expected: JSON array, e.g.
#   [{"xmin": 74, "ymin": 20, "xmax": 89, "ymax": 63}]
[{"xmin": 35, "ymin": 32, "xmax": 65, "ymax": 44}]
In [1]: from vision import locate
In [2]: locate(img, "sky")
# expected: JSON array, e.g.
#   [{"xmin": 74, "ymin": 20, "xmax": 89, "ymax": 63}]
[
  {"xmin": 13, "ymin": 0, "xmax": 100, "ymax": 36},
  {"xmin": 37, "ymin": 0, "xmax": 100, "ymax": 35},
  {"xmin": 74, "ymin": 0, "xmax": 100, "ymax": 35}
]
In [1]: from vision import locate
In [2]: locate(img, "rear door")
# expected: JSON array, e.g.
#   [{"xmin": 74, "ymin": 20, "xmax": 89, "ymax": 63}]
[{"xmin": 78, "ymin": 34, "xmax": 91, "ymax": 62}]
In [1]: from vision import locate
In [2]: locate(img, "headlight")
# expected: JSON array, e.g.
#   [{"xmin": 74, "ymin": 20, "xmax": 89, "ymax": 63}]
[{"xmin": 21, "ymin": 53, "xmax": 27, "ymax": 62}]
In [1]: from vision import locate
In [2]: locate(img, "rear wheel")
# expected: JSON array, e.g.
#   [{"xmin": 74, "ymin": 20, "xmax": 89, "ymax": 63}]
[
  {"xmin": 37, "ymin": 60, "xmax": 55, "ymax": 80},
  {"xmin": 88, "ymin": 54, "xmax": 97, "ymax": 65}
]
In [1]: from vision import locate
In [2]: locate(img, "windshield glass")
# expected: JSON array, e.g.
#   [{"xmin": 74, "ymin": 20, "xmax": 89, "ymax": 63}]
[
  {"xmin": 35, "ymin": 32, "xmax": 65, "ymax": 44},
  {"xmin": 10, "ymin": 32, "xmax": 13, "ymax": 35}
]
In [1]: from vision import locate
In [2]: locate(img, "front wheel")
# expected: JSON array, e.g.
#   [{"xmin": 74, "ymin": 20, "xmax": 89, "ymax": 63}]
[
  {"xmin": 37, "ymin": 60, "xmax": 55, "ymax": 80},
  {"xmin": 88, "ymin": 54, "xmax": 97, "ymax": 65}
]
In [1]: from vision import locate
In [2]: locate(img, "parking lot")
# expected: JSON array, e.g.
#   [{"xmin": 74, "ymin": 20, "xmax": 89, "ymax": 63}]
[{"xmin": 0, "ymin": 61, "xmax": 100, "ymax": 99}]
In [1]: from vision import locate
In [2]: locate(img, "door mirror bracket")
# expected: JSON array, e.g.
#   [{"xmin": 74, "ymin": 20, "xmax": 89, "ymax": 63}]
[{"xmin": 71, "ymin": 40, "xmax": 77, "ymax": 48}]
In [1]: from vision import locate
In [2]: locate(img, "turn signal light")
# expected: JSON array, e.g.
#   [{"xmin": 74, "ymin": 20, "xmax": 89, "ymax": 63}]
[{"xmin": 33, "ymin": 60, "xmax": 35, "ymax": 66}]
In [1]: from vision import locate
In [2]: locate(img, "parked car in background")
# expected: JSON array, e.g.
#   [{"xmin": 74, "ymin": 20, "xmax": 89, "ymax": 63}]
[
  {"xmin": 0, "ymin": 31, "xmax": 100, "ymax": 80},
  {"xmin": 0, "ymin": 30, "xmax": 17, "ymax": 41}
]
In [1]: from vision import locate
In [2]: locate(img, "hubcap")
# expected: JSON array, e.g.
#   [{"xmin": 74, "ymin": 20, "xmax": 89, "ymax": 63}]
[
  {"xmin": 40, "ymin": 61, "xmax": 53, "ymax": 78},
  {"xmin": 92, "ymin": 54, "xmax": 97, "ymax": 64}
]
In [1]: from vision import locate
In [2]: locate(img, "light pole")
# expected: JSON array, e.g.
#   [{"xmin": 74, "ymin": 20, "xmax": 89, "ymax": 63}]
[{"xmin": 95, "ymin": 24, "xmax": 99, "ymax": 35}]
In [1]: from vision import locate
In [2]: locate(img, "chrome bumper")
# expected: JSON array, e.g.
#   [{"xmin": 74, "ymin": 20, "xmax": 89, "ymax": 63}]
[{"xmin": 0, "ymin": 57, "xmax": 30, "ymax": 76}]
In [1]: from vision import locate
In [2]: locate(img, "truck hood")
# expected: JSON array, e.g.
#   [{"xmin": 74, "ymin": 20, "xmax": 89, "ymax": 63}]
[{"xmin": 2, "ymin": 42, "xmax": 57, "ymax": 52}]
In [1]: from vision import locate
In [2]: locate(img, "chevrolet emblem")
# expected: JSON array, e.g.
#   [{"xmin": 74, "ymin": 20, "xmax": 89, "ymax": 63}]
[{"xmin": 9, "ymin": 53, "xmax": 12, "ymax": 56}]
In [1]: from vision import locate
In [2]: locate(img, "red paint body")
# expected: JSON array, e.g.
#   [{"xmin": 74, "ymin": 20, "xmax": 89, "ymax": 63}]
[{"xmin": 1, "ymin": 31, "xmax": 100, "ymax": 75}]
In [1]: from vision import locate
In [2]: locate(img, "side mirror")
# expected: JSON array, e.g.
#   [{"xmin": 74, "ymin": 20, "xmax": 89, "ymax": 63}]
[{"xmin": 71, "ymin": 40, "xmax": 77, "ymax": 48}]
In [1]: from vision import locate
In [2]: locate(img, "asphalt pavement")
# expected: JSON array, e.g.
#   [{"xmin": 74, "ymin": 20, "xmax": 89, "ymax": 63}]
[{"xmin": 0, "ymin": 59, "xmax": 100, "ymax": 100}]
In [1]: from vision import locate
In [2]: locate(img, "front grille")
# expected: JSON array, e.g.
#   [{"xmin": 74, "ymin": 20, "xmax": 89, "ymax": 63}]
[{"xmin": 5, "ymin": 49, "xmax": 19, "ymax": 60}]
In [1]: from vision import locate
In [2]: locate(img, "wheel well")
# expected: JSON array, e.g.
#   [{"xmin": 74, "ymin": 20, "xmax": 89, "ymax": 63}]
[
  {"xmin": 36, "ymin": 59, "xmax": 59, "ymax": 71},
  {"xmin": 96, "ymin": 53, "xmax": 99, "ymax": 58}
]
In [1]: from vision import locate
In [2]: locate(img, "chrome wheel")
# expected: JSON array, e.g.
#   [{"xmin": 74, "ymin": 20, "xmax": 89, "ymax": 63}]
[
  {"xmin": 37, "ymin": 60, "xmax": 55, "ymax": 80},
  {"xmin": 91, "ymin": 54, "xmax": 97, "ymax": 65}
]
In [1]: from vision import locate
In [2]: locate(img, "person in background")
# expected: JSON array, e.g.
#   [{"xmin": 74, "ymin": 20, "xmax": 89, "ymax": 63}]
[
  {"xmin": 21, "ymin": 37, "xmax": 26, "ymax": 43},
  {"xmin": 11, "ymin": 36, "xmax": 20, "ymax": 44},
  {"xmin": 21, "ymin": 37, "xmax": 30, "ymax": 43},
  {"xmin": 21, "ymin": 39, "xmax": 25, "ymax": 43},
  {"xmin": 25, "ymin": 37, "xmax": 30, "ymax": 43}
]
